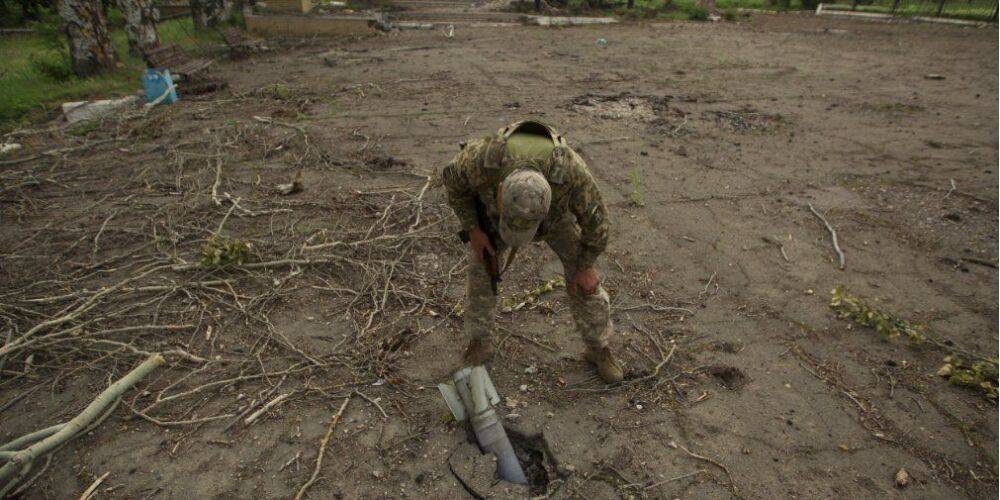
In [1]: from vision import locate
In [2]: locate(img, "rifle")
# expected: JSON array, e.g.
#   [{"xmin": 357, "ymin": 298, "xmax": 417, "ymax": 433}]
[{"xmin": 458, "ymin": 199, "xmax": 500, "ymax": 295}]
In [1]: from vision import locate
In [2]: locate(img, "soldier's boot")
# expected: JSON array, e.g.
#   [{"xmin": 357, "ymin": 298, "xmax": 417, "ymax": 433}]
[
  {"xmin": 585, "ymin": 344, "xmax": 624, "ymax": 383},
  {"xmin": 462, "ymin": 337, "xmax": 494, "ymax": 366}
]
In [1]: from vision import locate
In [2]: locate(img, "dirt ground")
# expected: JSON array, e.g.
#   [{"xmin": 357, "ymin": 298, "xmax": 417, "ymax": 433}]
[{"xmin": 1, "ymin": 13, "xmax": 997, "ymax": 500}]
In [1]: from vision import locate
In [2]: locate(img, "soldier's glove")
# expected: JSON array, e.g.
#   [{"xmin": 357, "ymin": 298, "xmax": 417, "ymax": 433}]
[
  {"xmin": 468, "ymin": 225, "xmax": 496, "ymax": 266},
  {"xmin": 568, "ymin": 268, "xmax": 600, "ymax": 296}
]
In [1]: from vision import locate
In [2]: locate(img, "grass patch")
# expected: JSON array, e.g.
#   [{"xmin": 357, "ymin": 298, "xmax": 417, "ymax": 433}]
[
  {"xmin": 200, "ymin": 237, "xmax": 252, "ymax": 268},
  {"xmin": 822, "ymin": 1, "xmax": 995, "ymax": 21},
  {"xmin": 830, "ymin": 286, "xmax": 998, "ymax": 398},
  {"xmin": 513, "ymin": 0, "xmax": 818, "ymax": 18},
  {"xmin": 629, "ymin": 169, "xmax": 645, "ymax": 207},
  {"xmin": 684, "ymin": 4, "xmax": 711, "ymax": 19},
  {"xmin": 0, "ymin": 15, "xmax": 223, "ymax": 131}
]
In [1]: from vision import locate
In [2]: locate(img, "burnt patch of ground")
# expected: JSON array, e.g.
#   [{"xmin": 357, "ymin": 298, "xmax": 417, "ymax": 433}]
[{"xmin": 706, "ymin": 364, "xmax": 750, "ymax": 390}]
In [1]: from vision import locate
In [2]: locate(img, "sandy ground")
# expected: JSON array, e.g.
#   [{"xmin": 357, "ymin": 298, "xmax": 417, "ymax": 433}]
[{"xmin": 1, "ymin": 13, "xmax": 997, "ymax": 500}]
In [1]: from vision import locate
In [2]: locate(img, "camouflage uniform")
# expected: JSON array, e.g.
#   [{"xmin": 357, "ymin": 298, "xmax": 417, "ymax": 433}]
[{"xmin": 442, "ymin": 121, "xmax": 613, "ymax": 349}]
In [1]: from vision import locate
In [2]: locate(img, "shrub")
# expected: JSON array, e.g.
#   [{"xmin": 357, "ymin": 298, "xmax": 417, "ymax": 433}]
[
  {"xmin": 686, "ymin": 5, "xmax": 710, "ymax": 20},
  {"xmin": 30, "ymin": 51, "xmax": 74, "ymax": 82}
]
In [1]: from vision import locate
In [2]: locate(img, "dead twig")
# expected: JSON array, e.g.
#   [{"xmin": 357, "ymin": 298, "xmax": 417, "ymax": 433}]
[
  {"xmin": 942, "ymin": 178, "xmax": 956, "ymax": 200},
  {"xmin": 78, "ymin": 471, "xmax": 110, "ymax": 500},
  {"xmin": 295, "ymin": 396, "xmax": 351, "ymax": 500},
  {"xmin": 807, "ymin": 203, "xmax": 845, "ymax": 270},
  {"xmin": 643, "ymin": 469, "xmax": 705, "ymax": 490},
  {"xmin": 762, "ymin": 236, "xmax": 790, "ymax": 262},
  {"xmin": 670, "ymin": 441, "xmax": 739, "ymax": 497},
  {"xmin": 244, "ymin": 393, "xmax": 293, "ymax": 425}
]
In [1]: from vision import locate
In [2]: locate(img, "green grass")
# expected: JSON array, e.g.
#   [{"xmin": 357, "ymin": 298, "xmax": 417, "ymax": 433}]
[
  {"xmin": 0, "ymin": 15, "xmax": 223, "ymax": 131},
  {"xmin": 823, "ymin": 1, "xmax": 995, "ymax": 21},
  {"xmin": 562, "ymin": 0, "xmax": 819, "ymax": 21},
  {"xmin": 628, "ymin": 169, "xmax": 645, "ymax": 206}
]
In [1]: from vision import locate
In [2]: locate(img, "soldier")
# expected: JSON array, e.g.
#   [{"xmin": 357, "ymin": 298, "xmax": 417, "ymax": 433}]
[{"xmin": 442, "ymin": 120, "xmax": 623, "ymax": 383}]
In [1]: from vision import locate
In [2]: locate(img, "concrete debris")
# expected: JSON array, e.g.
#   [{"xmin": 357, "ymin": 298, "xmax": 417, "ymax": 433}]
[
  {"xmin": 1, "ymin": 143, "xmax": 22, "ymax": 155},
  {"xmin": 529, "ymin": 16, "xmax": 617, "ymax": 26},
  {"xmin": 62, "ymin": 96, "xmax": 140, "ymax": 125}
]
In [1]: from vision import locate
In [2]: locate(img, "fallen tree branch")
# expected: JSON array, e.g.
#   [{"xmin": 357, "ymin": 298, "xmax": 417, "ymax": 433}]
[
  {"xmin": 244, "ymin": 393, "xmax": 292, "ymax": 425},
  {"xmin": 0, "ymin": 139, "xmax": 116, "ymax": 167},
  {"xmin": 807, "ymin": 203, "xmax": 845, "ymax": 270},
  {"xmin": 0, "ymin": 424, "xmax": 66, "ymax": 452},
  {"xmin": 295, "ymin": 396, "xmax": 351, "ymax": 500},
  {"xmin": 78, "ymin": 471, "xmax": 110, "ymax": 500},
  {"xmin": 0, "ymin": 354, "xmax": 165, "ymax": 486}
]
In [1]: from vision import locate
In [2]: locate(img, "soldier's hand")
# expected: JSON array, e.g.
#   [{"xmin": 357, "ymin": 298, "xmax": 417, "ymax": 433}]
[
  {"xmin": 569, "ymin": 268, "xmax": 600, "ymax": 296},
  {"xmin": 468, "ymin": 226, "xmax": 495, "ymax": 264}
]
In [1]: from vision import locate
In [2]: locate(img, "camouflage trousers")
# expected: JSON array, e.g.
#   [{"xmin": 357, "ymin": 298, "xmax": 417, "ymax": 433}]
[{"xmin": 464, "ymin": 216, "xmax": 612, "ymax": 348}]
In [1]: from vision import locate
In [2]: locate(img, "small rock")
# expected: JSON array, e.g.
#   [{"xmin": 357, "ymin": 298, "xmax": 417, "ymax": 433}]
[
  {"xmin": 895, "ymin": 468, "xmax": 910, "ymax": 488},
  {"xmin": 937, "ymin": 364, "xmax": 953, "ymax": 377},
  {"xmin": 563, "ymin": 464, "xmax": 577, "ymax": 473},
  {"xmin": 923, "ymin": 74, "xmax": 946, "ymax": 80},
  {"xmin": 545, "ymin": 412, "xmax": 554, "ymax": 418},
  {"xmin": 943, "ymin": 212, "xmax": 962, "ymax": 222},
  {"xmin": 519, "ymin": 384, "xmax": 528, "ymax": 392},
  {"xmin": 524, "ymin": 365, "xmax": 538, "ymax": 375},
  {"xmin": 372, "ymin": 469, "xmax": 384, "ymax": 479}
]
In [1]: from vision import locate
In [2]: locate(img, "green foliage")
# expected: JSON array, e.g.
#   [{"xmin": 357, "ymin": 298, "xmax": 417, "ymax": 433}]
[
  {"xmin": 29, "ymin": 50, "xmax": 74, "ymax": 81},
  {"xmin": 629, "ymin": 170, "xmax": 645, "ymax": 207},
  {"xmin": 830, "ymin": 286, "xmax": 998, "ymax": 398},
  {"xmin": 200, "ymin": 237, "xmax": 252, "ymax": 268},
  {"xmin": 499, "ymin": 277, "xmax": 565, "ymax": 310},
  {"xmin": 0, "ymin": 15, "xmax": 223, "ymax": 131},
  {"xmin": 685, "ymin": 4, "xmax": 710, "ymax": 19},
  {"xmin": 829, "ymin": 286, "xmax": 928, "ymax": 343},
  {"xmin": 272, "ymin": 84, "xmax": 292, "ymax": 99},
  {"xmin": 822, "ymin": 1, "xmax": 995, "ymax": 21},
  {"xmin": 938, "ymin": 356, "xmax": 998, "ymax": 398},
  {"xmin": 66, "ymin": 120, "xmax": 101, "ymax": 137},
  {"xmin": 721, "ymin": 7, "xmax": 738, "ymax": 20}
]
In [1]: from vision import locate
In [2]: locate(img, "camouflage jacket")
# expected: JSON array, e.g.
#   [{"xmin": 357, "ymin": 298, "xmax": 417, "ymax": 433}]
[{"xmin": 441, "ymin": 121, "xmax": 609, "ymax": 269}]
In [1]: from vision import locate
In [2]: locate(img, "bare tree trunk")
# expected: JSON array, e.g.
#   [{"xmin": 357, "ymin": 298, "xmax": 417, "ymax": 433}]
[
  {"xmin": 57, "ymin": 0, "xmax": 117, "ymax": 77},
  {"xmin": 190, "ymin": 0, "xmax": 233, "ymax": 29},
  {"xmin": 117, "ymin": 0, "xmax": 160, "ymax": 56}
]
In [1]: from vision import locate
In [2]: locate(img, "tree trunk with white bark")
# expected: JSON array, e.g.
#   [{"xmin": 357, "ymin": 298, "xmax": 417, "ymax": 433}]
[
  {"xmin": 190, "ymin": 0, "xmax": 233, "ymax": 29},
  {"xmin": 57, "ymin": 0, "xmax": 117, "ymax": 77},
  {"xmin": 117, "ymin": 0, "xmax": 160, "ymax": 56}
]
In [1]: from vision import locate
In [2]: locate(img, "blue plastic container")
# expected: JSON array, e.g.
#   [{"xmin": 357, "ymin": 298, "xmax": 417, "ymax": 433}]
[{"xmin": 142, "ymin": 68, "xmax": 178, "ymax": 105}]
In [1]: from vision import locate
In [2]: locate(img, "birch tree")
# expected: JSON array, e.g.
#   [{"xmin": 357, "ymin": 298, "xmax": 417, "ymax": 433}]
[
  {"xmin": 57, "ymin": 0, "xmax": 117, "ymax": 77},
  {"xmin": 117, "ymin": 0, "xmax": 160, "ymax": 55},
  {"xmin": 190, "ymin": 0, "xmax": 233, "ymax": 29}
]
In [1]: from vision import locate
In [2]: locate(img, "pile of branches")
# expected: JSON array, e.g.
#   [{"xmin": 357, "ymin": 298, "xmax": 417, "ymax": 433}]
[{"xmin": 0, "ymin": 98, "xmax": 463, "ymax": 493}]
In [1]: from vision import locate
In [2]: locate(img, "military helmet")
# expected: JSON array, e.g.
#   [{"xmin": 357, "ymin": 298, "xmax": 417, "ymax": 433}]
[{"xmin": 499, "ymin": 169, "xmax": 551, "ymax": 247}]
